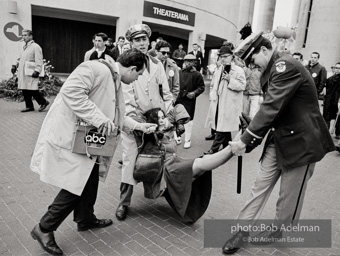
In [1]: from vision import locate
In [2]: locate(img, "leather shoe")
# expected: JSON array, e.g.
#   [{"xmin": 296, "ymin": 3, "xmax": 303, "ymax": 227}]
[
  {"xmin": 205, "ymin": 134, "xmax": 215, "ymax": 140},
  {"xmin": 115, "ymin": 205, "xmax": 128, "ymax": 221},
  {"xmin": 222, "ymin": 231, "xmax": 249, "ymax": 255},
  {"xmin": 21, "ymin": 108, "xmax": 34, "ymax": 112},
  {"xmin": 39, "ymin": 101, "xmax": 50, "ymax": 112},
  {"xmin": 77, "ymin": 218, "xmax": 113, "ymax": 231},
  {"xmin": 203, "ymin": 149, "xmax": 214, "ymax": 155},
  {"xmin": 250, "ymin": 229, "xmax": 282, "ymax": 245},
  {"xmin": 31, "ymin": 224, "xmax": 63, "ymax": 255}
]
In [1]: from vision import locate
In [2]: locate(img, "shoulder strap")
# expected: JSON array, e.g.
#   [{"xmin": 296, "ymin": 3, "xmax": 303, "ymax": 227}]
[
  {"xmin": 97, "ymin": 59, "xmax": 118, "ymax": 86},
  {"xmin": 153, "ymin": 133, "xmax": 165, "ymax": 153},
  {"xmin": 96, "ymin": 59, "xmax": 123, "ymax": 128}
]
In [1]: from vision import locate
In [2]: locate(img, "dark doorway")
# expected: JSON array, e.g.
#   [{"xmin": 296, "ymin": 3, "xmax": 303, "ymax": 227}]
[
  {"xmin": 203, "ymin": 34, "xmax": 226, "ymax": 70},
  {"xmin": 149, "ymin": 32, "xmax": 189, "ymax": 56},
  {"xmin": 32, "ymin": 15, "xmax": 116, "ymax": 73}
]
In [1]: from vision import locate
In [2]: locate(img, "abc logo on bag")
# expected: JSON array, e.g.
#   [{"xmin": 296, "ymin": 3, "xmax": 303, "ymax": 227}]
[{"xmin": 84, "ymin": 129, "xmax": 106, "ymax": 147}]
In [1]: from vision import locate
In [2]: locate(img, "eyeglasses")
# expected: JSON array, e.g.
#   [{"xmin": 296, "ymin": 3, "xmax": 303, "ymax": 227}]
[{"xmin": 160, "ymin": 51, "xmax": 170, "ymax": 55}]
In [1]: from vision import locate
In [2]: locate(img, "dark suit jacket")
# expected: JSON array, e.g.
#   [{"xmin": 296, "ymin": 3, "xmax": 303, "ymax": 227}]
[
  {"xmin": 89, "ymin": 47, "xmax": 115, "ymax": 61},
  {"xmin": 323, "ymin": 73, "xmax": 340, "ymax": 120},
  {"xmin": 306, "ymin": 62, "xmax": 327, "ymax": 93},
  {"xmin": 188, "ymin": 50, "xmax": 203, "ymax": 71},
  {"xmin": 241, "ymin": 51, "xmax": 334, "ymax": 169},
  {"xmin": 111, "ymin": 46, "xmax": 120, "ymax": 61}
]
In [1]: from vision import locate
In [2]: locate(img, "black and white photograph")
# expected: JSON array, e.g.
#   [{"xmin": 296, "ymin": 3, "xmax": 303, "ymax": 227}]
[{"xmin": 0, "ymin": 0, "xmax": 339, "ymax": 255}]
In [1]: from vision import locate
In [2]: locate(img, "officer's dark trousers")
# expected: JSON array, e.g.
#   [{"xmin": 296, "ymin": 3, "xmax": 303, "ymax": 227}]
[
  {"xmin": 39, "ymin": 163, "xmax": 99, "ymax": 232},
  {"xmin": 22, "ymin": 89, "xmax": 47, "ymax": 109}
]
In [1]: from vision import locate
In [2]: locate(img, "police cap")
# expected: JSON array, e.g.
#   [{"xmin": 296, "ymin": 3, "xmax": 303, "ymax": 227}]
[
  {"xmin": 125, "ymin": 24, "xmax": 152, "ymax": 41},
  {"xmin": 234, "ymin": 32, "xmax": 265, "ymax": 64}
]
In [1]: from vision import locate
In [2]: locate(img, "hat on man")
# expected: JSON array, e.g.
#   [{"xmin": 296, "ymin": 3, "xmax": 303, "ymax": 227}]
[
  {"xmin": 125, "ymin": 24, "xmax": 152, "ymax": 41},
  {"xmin": 183, "ymin": 54, "xmax": 196, "ymax": 61},
  {"xmin": 233, "ymin": 32, "xmax": 264, "ymax": 64},
  {"xmin": 218, "ymin": 46, "xmax": 233, "ymax": 56}
]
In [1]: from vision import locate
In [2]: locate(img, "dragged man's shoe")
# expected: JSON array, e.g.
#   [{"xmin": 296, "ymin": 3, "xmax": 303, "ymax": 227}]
[
  {"xmin": 118, "ymin": 159, "xmax": 123, "ymax": 165},
  {"xmin": 115, "ymin": 205, "xmax": 128, "ymax": 221},
  {"xmin": 31, "ymin": 224, "xmax": 63, "ymax": 255},
  {"xmin": 250, "ymin": 229, "xmax": 282, "ymax": 245},
  {"xmin": 222, "ymin": 231, "xmax": 249, "ymax": 255},
  {"xmin": 205, "ymin": 134, "xmax": 215, "ymax": 140},
  {"xmin": 77, "ymin": 218, "xmax": 113, "ymax": 231},
  {"xmin": 203, "ymin": 149, "xmax": 214, "ymax": 155},
  {"xmin": 39, "ymin": 101, "xmax": 50, "ymax": 112},
  {"xmin": 21, "ymin": 108, "xmax": 34, "ymax": 112}
]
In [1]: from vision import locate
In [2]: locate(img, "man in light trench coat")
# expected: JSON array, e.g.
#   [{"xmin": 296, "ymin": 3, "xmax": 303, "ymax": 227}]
[
  {"xmin": 115, "ymin": 24, "xmax": 174, "ymax": 221},
  {"xmin": 204, "ymin": 46, "xmax": 246, "ymax": 154},
  {"xmin": 30, "ymin": 49, "xmax": 157, "ymax": 256},
  {"xmin": 14, "ymin": 29, "xmax": 50, "ymax": 112}
]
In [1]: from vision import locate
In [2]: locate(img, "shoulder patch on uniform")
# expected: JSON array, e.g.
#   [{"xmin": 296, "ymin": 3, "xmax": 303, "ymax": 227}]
[{"xmin": 275, "ymin": 61, "xmax": 286, "ymax": 73}]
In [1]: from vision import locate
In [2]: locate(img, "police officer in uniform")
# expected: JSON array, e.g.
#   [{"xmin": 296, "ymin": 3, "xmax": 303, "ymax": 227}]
[
  {"xmin": 115, "ymin": 24, "xmax": 173, "ymax": 221},
  {"xmin": 223, "ymin": 32, "xmax": 335, "ymax": 255}
]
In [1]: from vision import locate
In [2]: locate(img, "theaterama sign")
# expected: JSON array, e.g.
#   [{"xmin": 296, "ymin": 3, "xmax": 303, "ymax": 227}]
[{"xmin": 144, "ymin": 1, "xmax": 195, "ymax": 26}]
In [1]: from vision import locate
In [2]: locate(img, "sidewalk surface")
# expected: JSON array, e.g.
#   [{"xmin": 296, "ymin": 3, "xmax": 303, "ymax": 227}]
[{"xmin": 0, "ymin": 92, "xmax": 339, "ymax": 256}]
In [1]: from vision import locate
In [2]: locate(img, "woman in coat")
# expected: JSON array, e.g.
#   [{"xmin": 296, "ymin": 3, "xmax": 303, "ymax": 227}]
[
  {"xmin": 133, "ymin": 108, "xmax": 245, "ymax": 223},
  {"xmin": 175, "ymin": 54, "xmax": 205, "ymax": 148},
  {"xmin": 204, "ymin": 46, "xmax": 246, "ymax": 154}
]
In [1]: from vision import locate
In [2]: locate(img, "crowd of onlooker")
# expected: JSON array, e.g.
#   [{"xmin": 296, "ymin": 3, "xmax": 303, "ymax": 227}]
[{"xmin": 13, "ymin": 25, "xmax": 339, "ymax": 255}]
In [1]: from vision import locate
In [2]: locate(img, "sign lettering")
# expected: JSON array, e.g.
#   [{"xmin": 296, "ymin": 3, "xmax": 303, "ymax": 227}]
[{"xmin": 144, "ymin": 1, "xmax": 195, "ymax": 26}]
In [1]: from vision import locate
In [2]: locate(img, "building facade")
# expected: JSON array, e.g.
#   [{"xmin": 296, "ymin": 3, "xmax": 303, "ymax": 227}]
[
  {"xmin": 0, "ymin": 0, "xmax": 255, "ymax": 79},
  {"xmin": 293, "ymin": 0, "xmax": 340, "ymax": 70}
]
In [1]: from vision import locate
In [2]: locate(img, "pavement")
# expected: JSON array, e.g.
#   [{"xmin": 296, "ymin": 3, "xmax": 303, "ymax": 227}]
[{"xmin": 0, "ymin": 86, "xmax": 340, "ymax": 256}]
